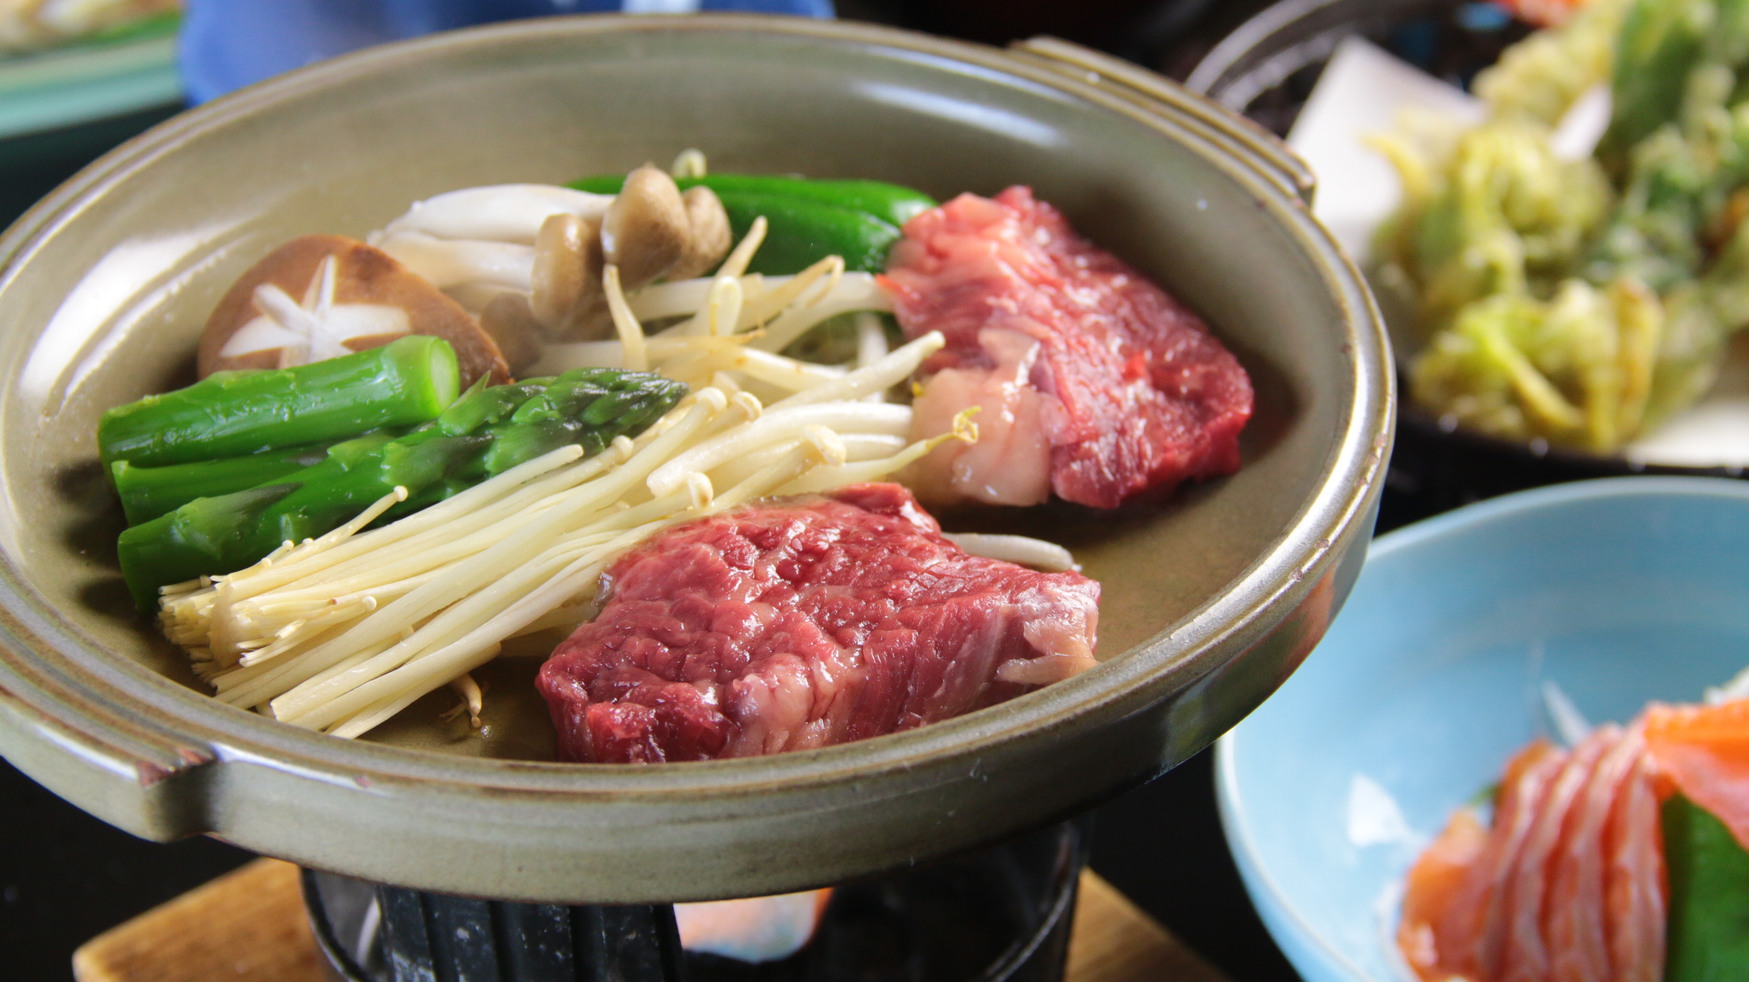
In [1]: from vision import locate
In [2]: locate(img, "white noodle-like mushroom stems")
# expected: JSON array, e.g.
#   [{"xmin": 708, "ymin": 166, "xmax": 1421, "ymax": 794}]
[
  {"xmin": 601, "ymin": 265, "xmax": 649, "ymax": 371},
  {"xmin": 377, "ymin": 184, "xmax": 613, "ymax": 244}
]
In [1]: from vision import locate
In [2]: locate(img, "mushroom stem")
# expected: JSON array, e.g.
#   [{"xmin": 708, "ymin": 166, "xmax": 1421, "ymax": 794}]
[
  {"xmin": 374, "ymin": 231, "xmax": 536, "ymax": 293},
  {"xmin": 669, "ymin": 148, "xmax": 708, "ymax": 180},
  {"xmin": 377, "ymin": 184, "xmax": 613, "ymax": 244},
  {"xmin": 478, "ymin": 293, "xmax": 546, "ymax": 374}
]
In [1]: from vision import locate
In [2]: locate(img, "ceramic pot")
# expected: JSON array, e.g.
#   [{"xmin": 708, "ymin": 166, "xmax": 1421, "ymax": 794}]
[{"xmin": 0, "ymin": 15, "xmax": 1390, "ymax": 903}]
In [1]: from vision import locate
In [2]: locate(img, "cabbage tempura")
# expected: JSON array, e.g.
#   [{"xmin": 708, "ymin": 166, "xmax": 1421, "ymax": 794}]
[{"xmin": 1373, "ymin": 0, "xmax": 1749, "ymax": 453}]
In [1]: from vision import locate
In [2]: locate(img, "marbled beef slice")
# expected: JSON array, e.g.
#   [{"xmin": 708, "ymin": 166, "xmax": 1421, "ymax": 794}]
[
  {"xmin": 882, "ymin": 186, "xmax": 1253, "ymax": 508},
  {"xmin": 536, "ymin": 483, "xmax": 1100, "ymax": 763}
]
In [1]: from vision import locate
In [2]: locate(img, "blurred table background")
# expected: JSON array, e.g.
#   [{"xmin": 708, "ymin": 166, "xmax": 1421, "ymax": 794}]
[{"xmin": 0, "ymin": 2, "xmax": 1370, "ymax": 979}]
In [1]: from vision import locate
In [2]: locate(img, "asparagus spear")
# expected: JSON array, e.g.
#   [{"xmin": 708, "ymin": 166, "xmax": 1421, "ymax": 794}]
[
  {"xmin": 111, "ymin": 443, "xmax": 338, "ymax": 525},
  {"xmin": 98, "ymin": 335, "xmax": 460, "ymax": 468},
  {"xmin": 117, "ymin": 368, "xmax": 687, "ymax": 607}
]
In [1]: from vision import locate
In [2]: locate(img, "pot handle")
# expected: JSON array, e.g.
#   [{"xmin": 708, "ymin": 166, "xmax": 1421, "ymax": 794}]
[
  {"xmin": 1007, "ymin": 37, "xmax": 1315, "ymax": 206},
  {"xmin": 0, "ymin": 671, "xmax": 213, "ymax": 841}
]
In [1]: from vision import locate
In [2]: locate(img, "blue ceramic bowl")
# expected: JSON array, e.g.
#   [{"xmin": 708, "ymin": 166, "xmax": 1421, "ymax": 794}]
[{"xmin": 1216, "ymin": 477, "xmax": 1749, "ymax": 982}]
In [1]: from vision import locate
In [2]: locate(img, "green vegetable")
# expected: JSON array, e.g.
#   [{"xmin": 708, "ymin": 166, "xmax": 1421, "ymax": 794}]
[
  {"xmin": 1601, "ymin": 0, "xmax": 1715, "ymax": 169},
  {"xmin": 1581, "ymin": 0, "xmax": 1749, "ymax": 424},
  {"xmin": 569, "ymin": 172, "xmax": 938, "ymax": 275},
  {"xmin": 572, "ymin": 173, "xmax": 936, "ymax": 229},
  {"xmin": 698, "ymin": 174, "xmax": 935, "ymax": 228},
  {"xmin": 83, "ymin": 11, "xmax": 182, "ymax": 47},
  {"xmin": 110, "ymin": 443, "xmax": 337, "ymax": 526},
  {"xmin": 1586, "ymin": 60, "xmax": 1749, "ymax": 294},
  {"xmin": 98, "ymin": 336, "xmax": 460, "ymax": 469},
  {"xmin": 116, "ymin": 368, "xmax": 687, "ymax": 608},
  {"xmin": 713, "ymin": 190, "xmax": 904, "ymax": 276},
  {"xmin": 1663, "ymin": 792, "xmax": 1749, "ymax": 982}
]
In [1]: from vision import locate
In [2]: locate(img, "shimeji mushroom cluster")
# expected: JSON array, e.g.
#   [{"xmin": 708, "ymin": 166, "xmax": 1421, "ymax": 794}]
[{"xmin": 371, "ymin": 165, "xmax": 735, "ymax": 374}]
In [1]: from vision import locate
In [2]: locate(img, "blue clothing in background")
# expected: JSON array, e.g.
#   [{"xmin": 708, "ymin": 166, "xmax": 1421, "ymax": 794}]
[{"xmin": 179, "ymin": 0, "xmax": 836, "ymax": 103}]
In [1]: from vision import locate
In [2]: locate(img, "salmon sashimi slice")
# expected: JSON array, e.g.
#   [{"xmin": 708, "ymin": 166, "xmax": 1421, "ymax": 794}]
[
  {"xmin": 1545, "ymin": 726, "xmax": 1639, "ymax": 982},
  {"xmin": 1603, "ymin": 741, "xmax": 1665, "ymax": 982},
  {"xmin": 1399, "ymin": 806, "xmax": 1488, "ymax": 979},
  {"xmin": 1642, "ymin": 697, "xmax": 1749, "ymax": 854},
  {"xmin": 1399, "ymin": 740, "xmax": 1560, "ymax": 980},
  {"xmin": 1498, "ymin": 730, "xmax": 1614, "ymax": 982},
  {"xmin": 1468, "ymin": 746, "xmax": 1568, "ymax": 980},
  {"xmin": 1396, "ymin": 727, "xmax": 1669, "ymax": 982},
  {"xmin": 1500, "ymin": 0, "xmax": 1589, "ymax": 27}
]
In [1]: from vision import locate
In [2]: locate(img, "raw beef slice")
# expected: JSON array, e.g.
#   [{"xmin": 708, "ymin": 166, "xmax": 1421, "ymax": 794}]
[
  {"xmin": 882, "ymin": 186, "xmax": 1253, "ymax": 508},
  {"xmin": 537, "ymin": 483, "xmax": 1100, "ymax": 763}
]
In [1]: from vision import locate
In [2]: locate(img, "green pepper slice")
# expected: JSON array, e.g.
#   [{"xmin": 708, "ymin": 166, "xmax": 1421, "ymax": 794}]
[{"xmin": 570, "ymin": 172, "xmax": 939, "ymax": 275}]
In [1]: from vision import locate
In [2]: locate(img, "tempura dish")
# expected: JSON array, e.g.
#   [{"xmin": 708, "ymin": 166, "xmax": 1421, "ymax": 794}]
[{"xmin": 1368, "ymin": 0, "xmax": 1749, "ymax": 457}]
